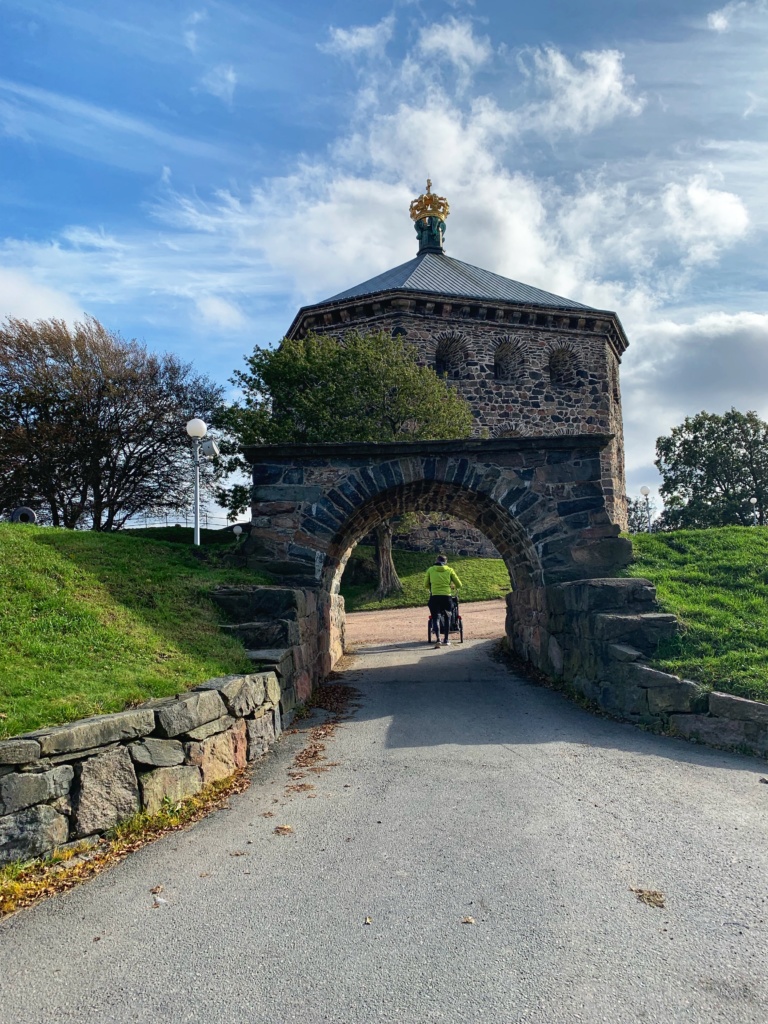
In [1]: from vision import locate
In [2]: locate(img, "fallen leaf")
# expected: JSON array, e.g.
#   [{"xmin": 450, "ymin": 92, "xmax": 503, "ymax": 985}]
[
  {"xmin": 199, "ymin": 872, "xmax": 211, "ymax": 878},
  {"xmin": 273, "ymin": 824, "xmax": 294, "ymax": 836},
  {"xmin": 630, "ymin": 887, "xmax": 666, "ymax": 909},
  {"xmin": 229, "ymin": 851, "xmax": 246, "ymax": 857},
  {"xmin": 93, "ymin": 936, "xmax": 101, "ymax": 942},
  {"xmin": 152, "ymin": 896, "xmax": 168, "ymax": 908},
  {"xmin": 759, "ymin": 778, "xmax": 768, "ymax": 784},
  {"xmin": 149, "ymin": 885, "xmax": 163, "ymax": 894},
  {"xmin": 364, "ymin": 916, "xmax": 372, "ymax": 925},
  {"xmin": 461, "ymin": 916, "xmax": 476, "ymax": 925},
  {"xmin": 261, "ymin": 811, "xmax": 274, "ymax": 818}
]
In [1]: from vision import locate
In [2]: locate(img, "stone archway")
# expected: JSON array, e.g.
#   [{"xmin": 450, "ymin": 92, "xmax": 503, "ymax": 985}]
[{"xmin": 243, "ymin": 436, "xmax": 631, "ymax": 674}]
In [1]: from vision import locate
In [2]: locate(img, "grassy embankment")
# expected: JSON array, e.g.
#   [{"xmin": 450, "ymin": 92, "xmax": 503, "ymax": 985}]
[
  {"xmin": 340, "ymin": 546, "xmax": 511, "ymax": 611},
  {"xmin": 625, "ymin": 527, "xmax": 768, "ymax": 704},
  {"xmin": 0, "ymin": 524, "xmax": 269, "ymax": 739}
]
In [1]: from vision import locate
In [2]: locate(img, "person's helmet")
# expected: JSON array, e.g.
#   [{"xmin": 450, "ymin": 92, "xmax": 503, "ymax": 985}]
[{"xmin": 436, "ymin": 554, "xmax": 448, "ymax": 565}]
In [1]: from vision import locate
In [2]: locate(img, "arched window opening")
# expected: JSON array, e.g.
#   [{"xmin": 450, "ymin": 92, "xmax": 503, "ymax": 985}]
[
  {"xmin": 494, "ymin": 340, "xmax": 524, "ymax": 382},
  {"xmin": 549, "ymin": 347, "xmax": 578, "ymax": 388},
  {"xmin": 434, "ymin": 334, "xmax": 467, "ymax": 379}
]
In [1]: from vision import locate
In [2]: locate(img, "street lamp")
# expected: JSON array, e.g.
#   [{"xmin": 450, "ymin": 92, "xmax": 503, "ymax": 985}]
[
  {"xmin": 640, "ymin": 485, "xmax": 652, "ymax": 533},
  {"xmin": 186, "ymin": 418, "xmax": 207, "ymax": 546},
  {"xmin": 750, "ymin": 496, "xmax": 758, "ymax": 526}
]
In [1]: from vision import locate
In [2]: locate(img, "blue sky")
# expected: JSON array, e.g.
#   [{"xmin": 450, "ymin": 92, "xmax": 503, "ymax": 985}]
[{"xmin": 1, "ymin": 0, "xmax": 767, "ymax": 500}]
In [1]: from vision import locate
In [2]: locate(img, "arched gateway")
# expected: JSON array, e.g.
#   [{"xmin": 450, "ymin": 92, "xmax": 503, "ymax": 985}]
[{"xmin": 242, "ymin": 435, "xmax": 631, "ymax": 671}]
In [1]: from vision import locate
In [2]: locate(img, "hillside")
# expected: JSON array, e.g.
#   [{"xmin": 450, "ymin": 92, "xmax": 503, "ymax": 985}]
[
  {"xmin": 0, "ymin": 525, "xmax": 269, "ymax": 739},
  {"xmin": 626, "ymin": 527, "xmax": 768, "ymax": 703},
  {"xmin": 340, "ymin": 546, "xmax": 512, "ymax": 611}
]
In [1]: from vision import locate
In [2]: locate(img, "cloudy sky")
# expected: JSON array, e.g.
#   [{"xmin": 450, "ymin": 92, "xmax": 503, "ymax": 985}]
[{"xmin": 1, "ymin": 0, "xmax": 767, "ymax": 500}]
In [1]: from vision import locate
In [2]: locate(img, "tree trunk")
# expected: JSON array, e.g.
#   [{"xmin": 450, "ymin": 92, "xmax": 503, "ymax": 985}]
[{"xmin": 374, "ymin": 521, "xmax": 403, "ymax": 598}]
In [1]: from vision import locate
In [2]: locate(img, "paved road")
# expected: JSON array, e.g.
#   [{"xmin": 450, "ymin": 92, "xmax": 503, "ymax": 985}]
[{"xmin": 2, "ymin": 639, "xmax": 768, "ymax": 1024}]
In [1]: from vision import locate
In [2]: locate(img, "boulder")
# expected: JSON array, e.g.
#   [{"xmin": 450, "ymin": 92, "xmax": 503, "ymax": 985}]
[
  {"xmin": 670, "ymin": 714, "xmax": 750, "ymax": 749},
  {"xmin": 185, "ymin": 720, "xmax": 247, "ymax": 785},
  {"xmin": 0, "ymin": 765, "xmax": 73, "ymax": 816},
  {"xmin": 128, "ymin": 738, "xmax": 185, "ymax": 768},
  {"xmin": 30, "ymin": 709, "xmax": 155, "ymax": 756},
  {"xmin": 0, "ymin": 804, "xmax": 69, "ymax": 866},
  {"xmin": 72, "ymin": 747, "xmax": 140, "ymax": 837},
  {"xmin": 140, "ymin": 766, "xmax": 203, "ymax": 815},
  {"xmin": 155, "ymin": 690, "xmax": 227, "ymax": 738}
]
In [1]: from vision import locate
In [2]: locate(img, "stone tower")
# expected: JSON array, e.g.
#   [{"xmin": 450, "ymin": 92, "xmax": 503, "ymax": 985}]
[{"xmin": 285, "ymin": 181, "xmax": 628, "ymax": 528}]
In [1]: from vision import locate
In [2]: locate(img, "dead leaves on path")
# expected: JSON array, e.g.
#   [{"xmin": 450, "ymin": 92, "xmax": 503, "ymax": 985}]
[{"xmin": 631, "ymin": 887, "xmax": 666, "ymax": 909}]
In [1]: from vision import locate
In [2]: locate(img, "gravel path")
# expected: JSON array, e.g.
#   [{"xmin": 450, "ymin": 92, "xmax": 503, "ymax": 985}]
[{"xmin": 344, "ymin": 598, "xmax": 507, "ymax": 648}]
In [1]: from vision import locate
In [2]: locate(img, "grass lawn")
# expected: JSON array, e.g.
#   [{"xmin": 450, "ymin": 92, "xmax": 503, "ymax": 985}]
[
  {"xmin": 626, "ymin": 527, "xmax": 768, "ymax": 703},
  {"xmin": 340, "ymin": 546, "xmax": 511, "ymax": 612},
  {"xmin": 0, "ymin": 524, "xmax": 270, "ymax": 739}
]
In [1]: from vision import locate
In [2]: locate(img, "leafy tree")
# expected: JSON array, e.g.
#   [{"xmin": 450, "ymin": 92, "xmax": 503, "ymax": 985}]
[
  {"xmin": 216, "ymin": 329, "xmax": 475, "ymax": 595},
  {"xmin": 0, "ymin": 316, "xmax": 222, "ymax": 530},
  {"xmin": 626, "ymin": 495, "xmax": 657, "ymax": 534},
  {"xmin": 655, "ymin": 409, "xmax": 768, "ymax": 529}
]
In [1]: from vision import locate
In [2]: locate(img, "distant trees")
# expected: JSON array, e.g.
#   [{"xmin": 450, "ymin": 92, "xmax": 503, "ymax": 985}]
[
  {"xmin": 626, "ymin": 495, "xmax": 657, "ymax": 534},
  {"xmin": 655, "ymin": 409, "xmax": 768, "ymax": 529},
  {"xmin": 0, "ymin": 317, "xmax": 223, "ymax": 530},
  {"xmin": 215, "ymin": 329, "xmax": 475, "ymax": 595}
]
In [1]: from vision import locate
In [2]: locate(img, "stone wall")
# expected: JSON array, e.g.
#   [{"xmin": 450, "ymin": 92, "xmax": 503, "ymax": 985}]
[
  {"xmin": 0, "ymin": 672, "xmax": 282, "ymax": 866},
  {"xmin": 507, "ymin": 578, "xmax": 768, "ymax": 759},
  {"xmin": 0, "ymin": 584, "xmax": 345, "ymax": 867},
  {"xmin": 390, "ymin": 514, "xmax": 500, "ymax": 558}
]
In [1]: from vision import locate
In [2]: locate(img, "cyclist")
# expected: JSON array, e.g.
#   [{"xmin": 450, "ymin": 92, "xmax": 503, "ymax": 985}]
[{"xmin": 425, "ymin": 554, "xmax": 462, "ymax": 647}]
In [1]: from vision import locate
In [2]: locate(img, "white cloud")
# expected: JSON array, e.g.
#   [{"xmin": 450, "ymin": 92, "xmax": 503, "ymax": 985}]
[
  {"xmin": 199, "ymin": 64, "xmax": 237, "ymax": 104},
  {"xmin": 519, "ymin": 48, "xmax": 644, "ymax": 135},
  {"xmin": 661, "ymin": 177, "xmax": 749, "ymax": 264},
  {"xmin": 195, "ymin": 295, "xmax": 247, "ymax": 330},
  {"xmin": 707, "ymin": 1, "xmax": 767, "ymax": 32},
  {"xmin": 0, "ymin": 268, "xmax": 83, "ymax": 322},
  {"xmin": 320, "ymin": 16, "xmax": 395, "ymax": 57},
  {"xmin": 416, "ymin": 17, "xmax": 492, "ymax": 80},
  {"xmin": 183, "ymin": 10, "xmax": 206, "ymax": 53}
]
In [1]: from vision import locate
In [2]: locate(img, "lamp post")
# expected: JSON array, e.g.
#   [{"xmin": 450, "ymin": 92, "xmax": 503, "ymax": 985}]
[
  {"xmin": 186, "ymin": 418, "xmax": 207, "ymax": 546},
  {"xmin": 750, "ymin": 496, "xmax": 758, "ymax": 526},
  {"xmin": 640, "ymin": 485, "xmax": 652, "ymax": 533}
]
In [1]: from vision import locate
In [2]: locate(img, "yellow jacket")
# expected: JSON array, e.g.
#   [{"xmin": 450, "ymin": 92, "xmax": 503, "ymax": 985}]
[{"xmin": 424, "ymin": 564, "xmax": 462, "ymax": 596}]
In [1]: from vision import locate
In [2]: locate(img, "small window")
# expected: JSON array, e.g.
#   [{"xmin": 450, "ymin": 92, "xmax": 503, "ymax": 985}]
[
  {"xmin": 434, "ymin": 334, "xmax": 467, "ymax": 379},
  {"xmin": 549, "ymin": 348, "xmax": 578, "ymax": 388},
  {"xmin": 494, "ymin": 340, "xmax": 524, "ymax": 382}
]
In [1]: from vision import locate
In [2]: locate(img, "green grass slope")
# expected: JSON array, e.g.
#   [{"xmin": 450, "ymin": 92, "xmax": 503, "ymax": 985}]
[
  {"xmin": 626, "ymin": 527, "xmax": 768, "ymax": 703},
  {"xmin": 340, "ymin": 546, "xmax": 511, "ymax": 612},
  {"xmin": 0, "ymin": 524, "xmax": 269, "ymax": 739}
]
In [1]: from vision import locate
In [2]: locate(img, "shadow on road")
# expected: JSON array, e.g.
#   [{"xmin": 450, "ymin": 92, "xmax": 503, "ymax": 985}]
[{"xmin": 335, "ymin": 638, "xmax": 767, "ymax": 777}]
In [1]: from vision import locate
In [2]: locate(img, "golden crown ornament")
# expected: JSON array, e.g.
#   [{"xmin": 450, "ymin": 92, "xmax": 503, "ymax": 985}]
[{"xmin": 409, "ymin": 179, "xmax": 450, "ymax": 223}]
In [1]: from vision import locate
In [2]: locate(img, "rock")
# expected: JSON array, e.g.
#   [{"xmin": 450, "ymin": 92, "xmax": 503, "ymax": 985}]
[
  {"xmin": 265, "ymin": 673, "xmax": 281, "ymax": 705},
  {"xmin": 72, "ymin": 747, "xmax": 140, "ymax": 837},
  {"xmin": 245, "ymin": 650, "xmax": 293, "ymax": 682},
  {"xmin": 605, "ymin": 643, "xmax": 643, "ymax": 663},
  {"xmin": 246, "ymin": 713, "xmax": 275, "ymax": 760},
  {"xmin": 185, "ymin": 720, "xmax": 247, "ymax": 785},
  {"xmin": 128, "ymin": 738, "xmax": 185, "ymax": 768},
  {"xmin": 194, "ymin": 674, "xmax": 267, "ymax": 717},
  {"xmin": 646, "ymin": 681, "xmax": 705, "ymax": 715},
  {"xmin": 0, "ymin": 738, "xmax": 42, "ymax": 764},
  {"xmin": 30, "ymin": 709, "xmax": 155, "ymax": 756},
  {"xmin": 184, "ymin": 716, "xmax": 235, "ymax": 741},
  {"xmin": 140, "ymin": 766, "xmax": 203, "ymax": 815},
  {"xmin": 0, "ymin": 805, "xmax": 69, "ymax": 866},
  {"xmin": 221, "ymin": 620, "xmax": 300, "ymax": 648},
  {"xmin": 709, "ymin": 692, "xmax": 768, "ymax": 726},
  {"xmin": 0, "ymin": 765, "xmax": 73, "ymax": 816},
  {"xmin": 593, "ymin": 613, "xmax": 678, "ymax": 654},
  {"xmin": 155, "ymin": 689, "xmax": 227, "ymax": 738},
  {"xmin": 670, "ymin": 714, "xmax": 751, "ymax": 750}
]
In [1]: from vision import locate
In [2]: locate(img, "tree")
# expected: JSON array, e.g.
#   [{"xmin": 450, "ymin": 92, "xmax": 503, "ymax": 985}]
[
  {"xmin": 655, "ymin": 409, "xmax": 768, "ymax": 529},
  {"xmin": 626, "ymin": 495, "xmax": 657, "ymax": 534},
  {"xmin": 0, "ymin": 316, "xmax": 223, "ymax": 530},
  {"xmin": 215, "ymin": 329, "xmax": 475, "ymax": 595}
]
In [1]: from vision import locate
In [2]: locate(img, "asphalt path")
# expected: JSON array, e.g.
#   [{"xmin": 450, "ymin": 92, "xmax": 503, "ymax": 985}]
[{"xmin": 2, "ymin": 638, "xmax": 767, "ymax": 1024}]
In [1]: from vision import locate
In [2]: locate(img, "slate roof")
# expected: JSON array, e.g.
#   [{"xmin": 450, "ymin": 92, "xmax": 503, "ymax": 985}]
[{"xmin": 322, "ymin": 251, "xmax": 591, "ymax": 310}]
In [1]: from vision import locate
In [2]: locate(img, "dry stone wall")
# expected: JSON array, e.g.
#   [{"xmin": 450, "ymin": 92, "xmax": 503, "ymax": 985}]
[
  {"xmin": 0, "ymin": 584, "xmax": 344, "ymax": 867},
  {"xmin": 507, "ymin": 578, "xmax": 768, "ymax": 759}
]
